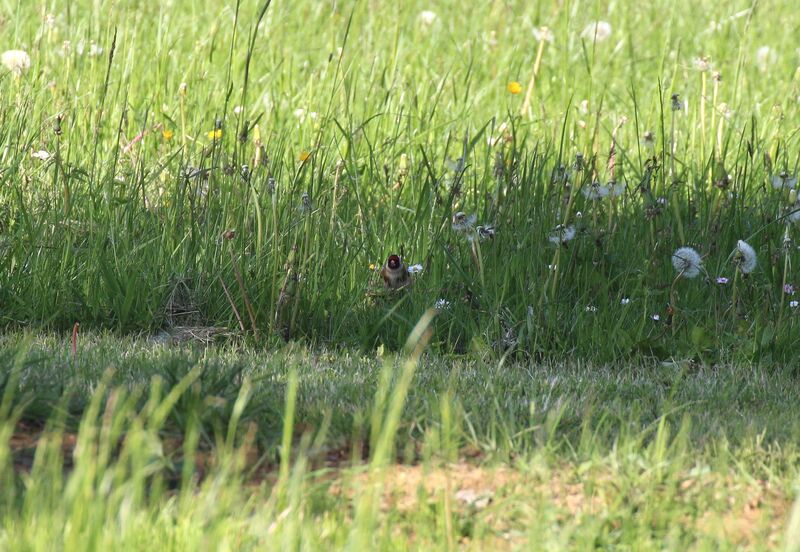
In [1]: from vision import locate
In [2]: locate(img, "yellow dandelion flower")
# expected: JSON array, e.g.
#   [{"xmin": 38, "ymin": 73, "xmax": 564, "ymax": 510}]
[
  {"xmin": 162, "ymin": 129, "xmax": 174, "ymax": 141},
  {"xmin": 507, "ymin": 81, "xmax": 522, "ymax": 95},
  {"xmin": 369, "ymin": 263, "xmax": 376, "ymax": 271},
  {"xmin": 207, "ymin": 128, "xmax": 223, "ymax": 140},
  {"xmin": 299, "ymin": 150, "xmax": 311, "ymax": 162}
]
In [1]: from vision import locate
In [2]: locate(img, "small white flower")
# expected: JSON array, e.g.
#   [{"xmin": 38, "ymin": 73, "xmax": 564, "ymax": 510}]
[
  {"xmin": 579, "ymin": 99, "xmax": 590, "ymax": 114},
  {"xmin": 716, "ymin": 277, "xmax": 729, "ymax": 284},
  {"xmin": 581, "ymin": 21, "xmax": 612, "ymax": 42},
  {"xmin": 31, "ymin": 150, "xmax": 51, "ymax": 161},
  {"xmin": 1, "ymin": 50, "xmax": 31, "ymax": 76},
  {"xmin": 434, "ymin": 298, "xmax": 451, "ymax": 311},
  {"xmin": 451, "ymin": 212, "xmax": 477, "ymax": 233},
  {"xmin": 407, "ymin": 263, "xmax": 423, "ymax": 274},
  {"xmin": 548, "ymin": 224, "xmax": 576, "ymax": 245},
  {"xmin": 734, "ymin": 240, "xmax": 757, "ymax": 274},
  {"xmin": 651, "ymin": 314, "xmax": 661, "ymax": 321},
  {"xmin": 533, "ymin": 26, "xmax": 554, "ymax": 43},
  {"xmin": 418, "ymin": 10, "xmax": 438, "ymax": 26},
  {"xmin": 293, "ymin": 108, "xmax": 307, "ymax": 120},
  {"xmin": 548, "ymin": 264, "xmax": 557, "ymax": 271},
  {"xmin": 585, "ymin": 305, "xmax": 598, "ymax": 313},
  {"xmin": 790, "ymin": 300, "xmax": 799, "ymax": 309},
  {"xmin": 233, "ymin": 105, "xmax": 243, "ymax": 115},
  {"xmin": 672, "ymin": 247, "xmax": 703, "ymax": 278},
  {"xmin": 620, "ymin": 298, "xmax": 631, "ymax": 305}
]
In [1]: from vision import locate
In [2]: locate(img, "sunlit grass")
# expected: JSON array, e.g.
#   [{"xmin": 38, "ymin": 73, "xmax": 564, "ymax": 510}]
[{"xmin": 3, "ymin": 0, "xmax": 800, "ymax": 548}]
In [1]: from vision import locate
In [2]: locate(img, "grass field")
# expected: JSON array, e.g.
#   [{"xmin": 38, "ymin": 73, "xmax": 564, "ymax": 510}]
[{"xmin": 3, "ymin": 0, "xmax": 800, "ymax": 549}]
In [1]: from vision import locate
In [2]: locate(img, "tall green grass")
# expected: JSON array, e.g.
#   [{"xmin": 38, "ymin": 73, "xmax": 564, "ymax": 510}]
[{"xmin": 2, "ymin": 0, "xmax": 800, "ymax": 361}]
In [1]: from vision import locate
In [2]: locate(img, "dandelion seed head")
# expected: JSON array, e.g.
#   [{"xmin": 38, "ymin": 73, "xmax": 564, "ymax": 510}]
[
  {"xmin": 452, "ymin": 212, "xmax": 477, "ymax": 232},
  {"xmin": 418, "ymin": 10, "xmax": 438, "ymax": 26},
  {"xmin": 643, "ymin": 131, "xmax": 656, "ymax": 149},
  {"xmin": 1, "ymin": 50, "xmax": 30, "ymax": 76},
  {"xmin": 549, "ymin": 224, "xmax": 576, "ymax": 245},
  {"xmin": 533, "ymin": 26, "xmax": 554, "ymax": 43},
  {"xmin": 581, "ymin": 21, "xmax": 612, "ymax": 42},
  {"xmin": 583, "ymin": 181, "xmax": 610, "ymax": 200},
  {"xmin": 693, "ymin": 56, "xmax": 711, "ymax": 72},
  {"xmin": 756, "ymin": 46, "xmax": 775, "ymax": 71},
  {"xmin": 608, "ymin": 180, "xmax": 625, "ymax": 198},
  {"xmin": 772, "ymin": 171, "xmax": 797, "ymax": 190},
  {"xmin": 734, "ymin": 240, "xmax": 757, "ymax": 273},
  {"xmin": 671, "ymin": 246, "xmax": 703, "ymax": 278}
]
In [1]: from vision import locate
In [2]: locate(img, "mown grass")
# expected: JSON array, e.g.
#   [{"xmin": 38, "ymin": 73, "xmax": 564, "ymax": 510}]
[{"xmin": 1, "ymin": 331, "xmax": 800, "ymax": 549}]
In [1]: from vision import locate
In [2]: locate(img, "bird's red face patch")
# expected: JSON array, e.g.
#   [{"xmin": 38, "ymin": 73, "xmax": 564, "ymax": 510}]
[{"xmin": 387, "ymin": 255, "xmax": 401, "ymax": 270}]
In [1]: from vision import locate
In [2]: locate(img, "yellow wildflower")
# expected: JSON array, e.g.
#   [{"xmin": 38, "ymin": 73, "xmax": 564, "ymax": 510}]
[
  {"xmin": 207, "ymin": 128, "xmax": 223, "ymax": 140},
  {"xmin": 299, "ymin": 150, "xmax": 311, "ymax": 162},
  {"xmin": 162, "ymin": 129, "xmax": 174, "ymax": 141},
  {"xmin": 507, "ymin": 81, "xmax": 522, "ymax": 95}
]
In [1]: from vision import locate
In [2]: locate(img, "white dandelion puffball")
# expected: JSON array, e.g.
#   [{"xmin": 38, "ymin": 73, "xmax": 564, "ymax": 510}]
[
  {"xmin": 735, "ymin": 240, "xmax": 757, "ymax": 273},
  {"xmin": 582, "ymin": 181, "xmax": 610, "ymax": 200},
  {"xmin": 771, "ymin": 172, "xmax": 797, "ymax": 190},
  {"xmin": 789, "ymin": 201, "xmax": 800, "ymax": 224},
  {"xmin": 671, "ymin": 247, "xmax": 703, "ymax": 278},
  {"xmin": 451, "ymin": 212, "xmax": 477, "ymax": 233},
  {"xmin": 548, "ymin": 224, "xmax": 576, "ymax": 245},
  {"xmin": 1, "ymin": 50, "xmax": 31, "ymax": 75},
  {"xmin": 581, "ymin": 21, "xmax": 612, "ymax": 42},
  {"xmin": 533, "ymin": 26, "xmax": 554, "ymax": 43},
  {"xmin": 418, "ymin": 10, "xmax": 438, "ymax": 26},
  {"xmin": 756, "ymin": 46, "xmax": 775, "ymax": 71}
]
